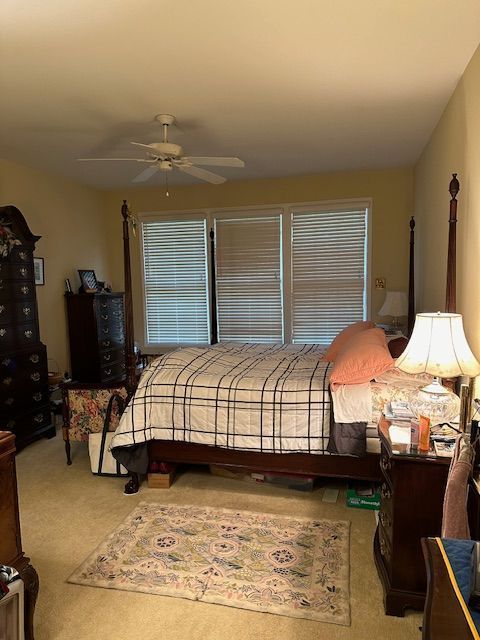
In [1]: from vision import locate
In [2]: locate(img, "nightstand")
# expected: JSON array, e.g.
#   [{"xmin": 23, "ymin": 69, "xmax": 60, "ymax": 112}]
[{"xmin": 374, "ymin": 414, "xmax": 451, "ymax": 616}]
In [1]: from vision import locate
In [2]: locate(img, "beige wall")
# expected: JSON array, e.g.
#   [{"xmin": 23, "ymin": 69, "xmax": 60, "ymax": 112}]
[
  {"xmin": 415, "ymin": 44, "xmax": 480, "ymax": 361},
  {"xmin": 104, "ymin": 167, "xmax": 413, "ymax": 347},
  {"xmin": 0, "ymin": 159, "xmax": 112, "ymax": 374}
]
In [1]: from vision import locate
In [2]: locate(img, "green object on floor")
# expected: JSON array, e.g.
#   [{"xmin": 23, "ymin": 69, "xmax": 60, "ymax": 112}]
[{"xmin": 346, "ymin": 482, "xmax": 380, "ymax": 510}]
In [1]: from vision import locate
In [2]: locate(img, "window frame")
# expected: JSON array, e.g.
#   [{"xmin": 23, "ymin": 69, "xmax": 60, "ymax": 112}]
[{"xmin": 138, "ymin": 198, "xmax": 371, "ymax": 352}]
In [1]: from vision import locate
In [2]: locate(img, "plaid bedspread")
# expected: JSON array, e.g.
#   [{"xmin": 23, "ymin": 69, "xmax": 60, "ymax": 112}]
[{"xmin": 110, "ymin": 343, "xmax": 332, "ymax": 455}]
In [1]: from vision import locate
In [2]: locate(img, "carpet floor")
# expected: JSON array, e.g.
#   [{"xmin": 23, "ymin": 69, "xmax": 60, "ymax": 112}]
[
  {"xmin": 15, "ymin": 433, "xmax": 423, "ymax": 639},
  {"xmin": 68, "ymin": 502, "xmax": 350, "ymax": 624}
]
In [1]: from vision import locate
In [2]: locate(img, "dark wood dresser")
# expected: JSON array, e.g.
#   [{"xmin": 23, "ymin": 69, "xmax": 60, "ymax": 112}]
[
  {"xmin": 0, "ymin": 431, "xmax": 38, "ymax": 640},
  {"xmin": 65, "ymin": 292, "xmax": 126, "ymax": 382},
  {"xmin": 0, "ymin": 206, "xmax": 54, "ymax": 450},
  {"xmin": 374, "ymin": 415, "xmax": 450, "ymax": 616}
]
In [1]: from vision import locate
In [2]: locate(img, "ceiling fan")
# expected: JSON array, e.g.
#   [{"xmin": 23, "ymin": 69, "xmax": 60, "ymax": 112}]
[{"xmin": 78, "ymin": 114, "xmax": 245, "ymax": 185}]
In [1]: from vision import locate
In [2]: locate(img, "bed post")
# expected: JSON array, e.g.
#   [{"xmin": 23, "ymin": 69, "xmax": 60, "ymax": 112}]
[
  {"xmin": 407, "ymin": 216, "xmax": 415, "ymax": 337},
  {"xmin": 445, "ymin": 173, "xmax": 459, "ymax": 313},
  {"xmin": 121, "ymin": 200, "xmax": 140, "ymax": 495},
  {"xmin": 122, "ymin": 200, "xmax": 137, "ymax": 397},
  {"xmin": 210, "ymin": 228, "xmax": 218, "ymax": 344}
]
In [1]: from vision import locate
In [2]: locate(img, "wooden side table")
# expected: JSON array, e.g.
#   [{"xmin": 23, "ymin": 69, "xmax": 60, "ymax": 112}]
[
  {"xmin": 0, "ymin": 431, "xmax": 39, "ymax": 639},
  {"xmin": 374, "ymin": 414, "xmax": 451, "ymax": 616}
]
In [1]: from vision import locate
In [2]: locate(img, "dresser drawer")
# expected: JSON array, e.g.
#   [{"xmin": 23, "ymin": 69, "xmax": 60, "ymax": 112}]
[
  {"xmin": 0, "ymin": 347, "xmax": 47, "ymax": 376},
  {"xmin": 4, "ymin": 404, "xmax": 51, "ymax": 438},
  {"xmin": 0, "ymin": 364, "xmax": 47, "ymax": 396},
  {"xmin": 99, "ymin": 348, "xmax": 124, "ymax": 367},
  {"xmin": 9, "ymin": 246, "xmax": 33, "ymax": 263},
  {"xmin": 0, "ymin": 321, "xmax": 40, "ymax": 351},
  {"xmin": 0, "ymin": 280, "xmax": 35, "ymax": 301},
  {"xmin": 101, "ymin": 360, "xmax": 126, "ymax": 382},
  {"xmin": 15, "ymin": 322, "xmax": 40, "ymax": 348},
  {"xmin": 1, "ymin": 387, "xmax": 49, "ymax": 415}
]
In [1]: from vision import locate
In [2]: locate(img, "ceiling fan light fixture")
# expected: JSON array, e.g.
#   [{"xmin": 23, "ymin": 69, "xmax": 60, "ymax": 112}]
[{"xmin": 159, "ymin": 159, "xmax": 173, "ymax": 172}]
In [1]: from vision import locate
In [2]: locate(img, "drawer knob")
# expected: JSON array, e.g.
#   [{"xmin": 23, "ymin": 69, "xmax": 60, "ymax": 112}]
[
  {"xmin": 4, "ymin": 397, "xmax": 14, "ymax": 405},
  {"xmin": 19, "ymin": 251, "xmax": 27, "ymax": 261},
  {"xmin": 19, "ymin": 267, "xmax": 28, "ymax": 277},
  {"xmin": 381, "ymin": 483, "xmax": 391, "ymax": 500},
  {"xmin": 379, "ymin": 511, "xmax": 390, "ymax": 528},
  {"xmin": 105, "ymin": 368, "xmax": 112, "ymax": 376},
  {"xmin": 0, "ymin": 305, "xmax": 4, "ymax": 314},
  {"xmin": 24, "ymin": 330, "xmax": 33, "ymax": 338},
  {"xmin": 29, "ymin": 354, "xmax": 39, "ymax": 363},
  {"xmin": 0, "ymin": 329, "xmax": 6, "ymax": 337},
  {"xmin": 23, "ymin": 307, "xmax": 31, "ymax": 316},
  {"xmin": 30, "ymin": 372, "xmax": 40, "ymax": 382},
  {"xmin": 2, "ymin": 358, "xmax": 11, "ymax": 366},
  {"xmin": 2, "ymin": 377, "xmax": 12, "ymax": 386},
  {"xmin": 101, "ymin": 314, "xmax": 109, "ymax": 320},
  {"xmin": 103, "ymin": 328, "xmax": 109, "ymax": 334},
  {"xmin": 104, "ymin": 354, "xmax": 111, "ymax": 361},
  {"xmin": 380, "ymin": 454, "xmax": 391, "ymax": 473},
  {"xmin": 33, "ymin": 392, "xmax": 42, "ymax": 401},
  {"xmin": 21, "ymin": 286, "xmax": 29, "ymax": 294},
  {"xmin": 103, "ymin": 340, "xmax": 111, "ymax": 347},
  {"xmin": 34, "ymin": 413, "xmax": 44, "ymax": 423},
  {"xmin": 101, "ymin": 302, "xmax": 107, "ymax": 308}
]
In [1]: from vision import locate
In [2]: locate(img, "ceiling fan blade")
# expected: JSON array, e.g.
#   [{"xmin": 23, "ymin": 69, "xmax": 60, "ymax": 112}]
[
  {"xmin": 130, "ymin": 142, "xmax": 165, "ymax": 157},
  {"xmin": 181, "ymin": 156, "xmax": 245, "ymax": 167},
  {"xmin": 177, "ymin": 164, "xmax": 226, "ymax": 184},
  {"xmin": 77, "ymin": 158, "xmax": 155, "ymax": 162},
  {"xmin": 132, "ymin": 165, "xmax": 160, "ymax": 183}
]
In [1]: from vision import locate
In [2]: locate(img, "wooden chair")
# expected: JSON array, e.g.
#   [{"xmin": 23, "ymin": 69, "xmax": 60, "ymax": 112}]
[{"xmin": 61, "ymin": 381, "xmax": 128, "ymax": 464}]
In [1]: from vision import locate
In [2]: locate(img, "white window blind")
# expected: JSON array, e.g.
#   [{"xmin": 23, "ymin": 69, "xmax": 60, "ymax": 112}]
[
  {"xmin": 142, "ymin": 219, "xmax": 209, "ymax": 345},
  {"xmin": 291, "ymin": 208, "xmax": 367, "ymax": 344},
  {"xmin": 215, "ymin": 215, "xmax": 283, "ymax": 342}
]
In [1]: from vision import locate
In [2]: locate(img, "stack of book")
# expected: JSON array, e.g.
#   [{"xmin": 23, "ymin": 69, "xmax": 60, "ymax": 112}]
[{"xmin": 384, "ymin": 401, "xmax": 414, "ymax": 422}]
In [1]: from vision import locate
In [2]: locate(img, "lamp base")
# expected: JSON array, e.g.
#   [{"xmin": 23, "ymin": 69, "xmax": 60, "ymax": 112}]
[{"xmin": 409, "ymin": 377, "xmax": 460, "ymax": 426}]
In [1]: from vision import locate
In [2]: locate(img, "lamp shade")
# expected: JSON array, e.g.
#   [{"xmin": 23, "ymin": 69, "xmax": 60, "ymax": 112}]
[
  {"xmin": 396, "ymin": 312, "xmax": 480, "ymax": 377},
  {"xmin": 378, "ymin": 291, "xmax": 408, "ymax": 318}
]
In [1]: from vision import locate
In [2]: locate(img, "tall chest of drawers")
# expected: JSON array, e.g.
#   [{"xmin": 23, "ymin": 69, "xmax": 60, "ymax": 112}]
[
  {"xmin": 373, "ymin": 415, "xmax": 450, "ymax": 616},
  {"xmin": 65, "ymin": 292, "xmax": 126, "ymax": 383},
  {"xmin": 0, "ymin": 206, "xmax": 54, "ymax": 450}
]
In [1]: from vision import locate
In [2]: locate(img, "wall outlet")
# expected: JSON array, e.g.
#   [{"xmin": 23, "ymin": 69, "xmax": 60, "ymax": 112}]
[{"xmin": 375, "ymin": 278, "xmax": 386, "ymax": 289}]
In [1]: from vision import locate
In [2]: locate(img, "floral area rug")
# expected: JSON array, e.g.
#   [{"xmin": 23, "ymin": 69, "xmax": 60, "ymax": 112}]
[{"xmin": 68, "ymin": 502, "xmax": 350, "ymax": 625}]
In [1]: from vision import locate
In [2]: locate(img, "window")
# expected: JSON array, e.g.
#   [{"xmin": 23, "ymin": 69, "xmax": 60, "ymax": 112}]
[
  {"xmin": 140, "ymin": 201, "xmax": 369, "ymax": 349},
  {"xmin": 291, "ymin": 207, "xmax": 368, "ymax": 344},
  {"xmin": 142, "ymin": 219, "xmax": 209, "ymax": 345},
  {"xmin": 215, "ymin": 215, "xmax": 283, "ymax": 342}
]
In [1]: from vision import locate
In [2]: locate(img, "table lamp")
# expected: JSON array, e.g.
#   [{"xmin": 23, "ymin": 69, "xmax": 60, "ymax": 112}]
[
  {"xmin": 379, "ymin": 291, "xmax": 408, "ymax": 329},
  {"xmin": 396, "ymin": 312, "xmax": 480, "ymax": 427}
]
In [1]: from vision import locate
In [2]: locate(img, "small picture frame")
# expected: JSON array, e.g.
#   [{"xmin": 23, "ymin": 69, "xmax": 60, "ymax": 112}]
[
  {"xmin": 65, "ymin": 278, "xmax": 72, "ymax": 293},
  {"xmin": 34, "ymin": 257, "xmax": 45, "ymax": 286},
  {"xmin": 78, "ymin": 269, "xmax": 98, "ymax": 293}
]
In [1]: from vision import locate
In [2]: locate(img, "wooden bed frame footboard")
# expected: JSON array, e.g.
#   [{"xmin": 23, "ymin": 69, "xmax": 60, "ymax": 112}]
[
  {"xmin": 148, "ymin": 440, "xmax": 382, "ymax": 482},
  {"xmin": 120, "ymin": 176, "xmax": 458, "ymax": 494}
]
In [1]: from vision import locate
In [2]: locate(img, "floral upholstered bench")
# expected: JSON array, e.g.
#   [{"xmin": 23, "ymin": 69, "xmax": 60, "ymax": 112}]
[{"xmin": 61, "ymin": 382, "xmax": 128, "ymax": 464}]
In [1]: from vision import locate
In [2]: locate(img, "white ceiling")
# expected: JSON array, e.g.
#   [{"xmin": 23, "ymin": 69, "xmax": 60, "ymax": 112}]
[{"xmin": 1, "ymin": 0, "xmax": 480, "ymax": 190}]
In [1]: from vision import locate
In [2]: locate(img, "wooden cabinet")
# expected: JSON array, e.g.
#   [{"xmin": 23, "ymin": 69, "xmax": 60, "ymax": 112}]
[
  {"xmin": 65, "ymin": 293, "xmax": 126, "ymax": 383},
  {"xmin": 0, "ymin": 431, "xmax": 38, "ymax": 640},
  {"xmin": 0, "ymin": 206, "xmax": 54, "ymax": 450},
  {"xmin": 373, "ymin": 415, "xmax": 450, "ymax": 616}
]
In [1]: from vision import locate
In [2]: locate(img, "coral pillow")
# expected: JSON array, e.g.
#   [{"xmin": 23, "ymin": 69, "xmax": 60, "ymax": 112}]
[
  {"xmin": 330, "ymin": 327, "xmax": 394, "ymax": 389},
  {"xmin": 324, "ymin": 321, "xmax": 376, "ymax": 362}
]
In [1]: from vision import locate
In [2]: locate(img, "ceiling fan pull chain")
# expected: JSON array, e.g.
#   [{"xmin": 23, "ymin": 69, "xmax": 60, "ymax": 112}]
[{"xmin": 165, "ymin": 172, "xmax": 169, "ymax": 198}]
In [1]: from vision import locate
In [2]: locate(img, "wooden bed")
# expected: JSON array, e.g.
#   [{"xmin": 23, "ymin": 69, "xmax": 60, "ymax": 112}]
[{"xmin": 118, "ymin": 176, "xmax": 459, "ymax": 494}]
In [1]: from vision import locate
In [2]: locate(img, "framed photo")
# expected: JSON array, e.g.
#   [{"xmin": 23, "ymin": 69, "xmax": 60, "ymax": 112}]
[
  {"xmin": 34, "ymin": 257, "xmax": 45, "ymax": 286},
  {"xmin": 78, "ymin": 269, "xmax": 98, "ymax": 293}
]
